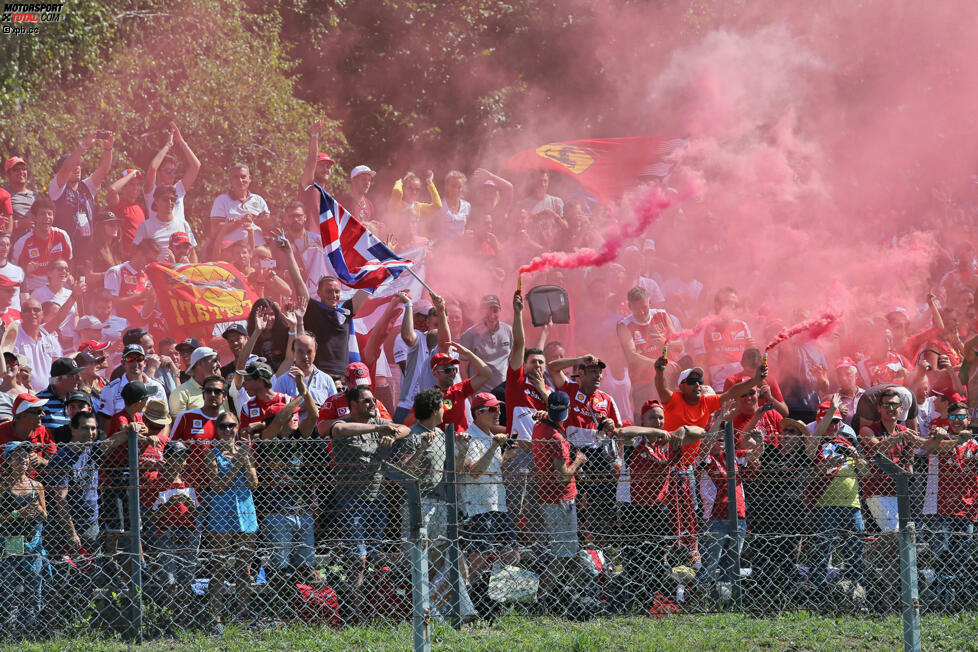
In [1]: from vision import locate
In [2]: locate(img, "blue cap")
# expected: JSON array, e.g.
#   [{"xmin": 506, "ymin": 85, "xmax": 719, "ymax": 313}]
[
  {"xmin": 4, "ymin": 441, "xmax": 33, "ymax": 457},
  {"xmin": 547, "ymin": 391, "xmax": 570, "ymax": 423}
]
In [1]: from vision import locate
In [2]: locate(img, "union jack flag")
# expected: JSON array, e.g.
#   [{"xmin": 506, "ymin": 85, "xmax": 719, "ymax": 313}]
[{"xmin": 312, "ymin": 183, "xmax": 412, "ymax": 290}]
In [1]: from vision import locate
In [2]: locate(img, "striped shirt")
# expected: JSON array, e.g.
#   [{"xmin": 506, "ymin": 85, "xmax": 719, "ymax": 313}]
[{"xmin": 38, "ymin": 386, "xmax": 70, "ymax": 430}]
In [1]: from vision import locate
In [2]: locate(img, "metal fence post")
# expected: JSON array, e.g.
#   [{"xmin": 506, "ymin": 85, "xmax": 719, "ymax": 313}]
[
  {"xmin": 443, "ymin": 424, "xmax": 462, "ymax": 630},
  {"xmin": 125, "ymin": 426, "xmax": 143, "ymax": 643},
  {"xmin": 874, "ymin": 453, "xmax": 922, "ymax": 652},
  {"xmin": 383, "ymin": 462, "xmax": 431, "ymax": 652},
  {"xmin": 722, "ymin": 420, "xmax": 742, "ymax": 607}
]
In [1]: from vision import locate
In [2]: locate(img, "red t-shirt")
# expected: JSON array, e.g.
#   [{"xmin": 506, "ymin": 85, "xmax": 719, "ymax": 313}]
[
  {"xmin": 933, "ymin": 439, "xmax": 978, "ymax": 520},
  {"xmin": 619, "ymin": 312, "xmax": 671, "ymax": 383},
  {"xmin": 629, "ymin": 437, "xmax": 681, "ymax": 508},
  {"xmin": 104, "ymin": 410, "xmax": 166, "ymax": 479},
  {"xmin": 15, "ymin": 228, "xmax": 73, "ymax": 269},
  {"xmin": 733, "ymin": 409, "xmax": 784, "ymax": 450},
  {"xmin": 170, "ymin": 408, "xmax": 219, "ymax": 486},
  {"xmin": 441, "ymin": 379, "xmax": 475, "ymax": 433},
  {"xmin": 239, "ymin": 392, "xmax": 290, "ymax": 429},
  {"xmin": 104, "ymin": 261, "xmax": 149, "ymax": 326},
  {"xmin": 110, "ymin": 198, "xmax": 146, "ymax": 256},
  {"xmin": 317, "ymin": 394, "xmax": 392, "ymax": 423},
  {"xmin": 705, "ymin": 319, "xmax": 751, "ymax": 366},
  {"xmin": 0, "ymin": 188, "xmax": 11, "ymax": 216},
  {"xmin": 663, "ymin": 392, "xmax": 722, "ymax": 465},
  {"xmin": 141, "ymin": 473, "xmax": 198, "ymax": 530},
  {"xmin": 723, "ymin": 374, "xmax": 784, "ymax": 403},
  {"xmin": 505, "ymin": 364, "xmax": 547, "ymax": 439},
  {"xmin": 859, "ymin": 421, "xmax": 910, "ymax": 497},
  {"xmin": 0, "ymin": 421, "xmax": 56, "ymax": 462},
  {"xmin": 532, "ymin": 420, "xmax": 576, "ymax": 504},
  {"xmin": 700, "ymin": 444, "xmax": 752, "ymax": 519},
  {"xmin": 562, "ymin": 381, "xmax": 622, "ymax": 448}
]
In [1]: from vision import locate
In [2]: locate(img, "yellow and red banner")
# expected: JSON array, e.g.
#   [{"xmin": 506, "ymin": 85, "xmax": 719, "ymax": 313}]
[{"xmin": 145, "ymin": 262, "xmax": 258, "ymax": 339}]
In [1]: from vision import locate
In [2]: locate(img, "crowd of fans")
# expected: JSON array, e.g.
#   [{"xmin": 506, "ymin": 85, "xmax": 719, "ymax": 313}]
[{"xmin": 0, "ymin": 120, "xmax": 977, "ymax": 637}]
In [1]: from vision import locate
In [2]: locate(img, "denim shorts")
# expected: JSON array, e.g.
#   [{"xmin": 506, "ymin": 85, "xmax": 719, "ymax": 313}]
[{"xmin": 335, "ymin": 498, "xmax": 388, "ymax": 559}]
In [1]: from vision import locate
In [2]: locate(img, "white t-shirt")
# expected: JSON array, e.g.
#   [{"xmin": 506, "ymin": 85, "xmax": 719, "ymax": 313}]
[
  {"xmin": 133, "ymin": 215, "xmax": 198, "ymax": 261},
  {"xmin": 210, "ymin": 192, "xmax": 269, "ymax": 245},
  {"xmin": 461, "ymin": 424, "xmax": 507, "ymax": 516},
  {"xmin": 31, "ymin": 284, "xmax": 76, "ymax": 339},
  {"xmin": 144, "ymin": 180, "xmax": 187, "ymax": 223},
  {"xmin": 394, "ymin": 330, "xmax": 434, "ymax": 409},
  {"xmin": 438, "ymin": 199, "xmax": 470, "ymax": 240},
  {"xmin": 13, "ymin": 327, "xmax": 62, "ymax": 393},
  {"xmin": 0, "ymin": 261, "xmax": 25, "ymax": 311}
]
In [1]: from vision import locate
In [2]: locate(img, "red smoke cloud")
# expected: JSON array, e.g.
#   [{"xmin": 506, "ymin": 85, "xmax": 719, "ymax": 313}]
[
  {"xmin": 764, "ymin": 312, "xmax": 841, "ymax": 352},
  {"xmin": 518, "ymin": 185, "xmax": 672, "ymax": 275}
]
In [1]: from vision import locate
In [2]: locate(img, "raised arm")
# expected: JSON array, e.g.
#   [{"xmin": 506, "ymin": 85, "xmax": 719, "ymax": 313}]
[
  {"xmin": 431, "ymin": 293, "xmax": 450, "ymax": 354},
  {"xmin": 653, "ymin": 353, "xmax": 673, "ymax": 404},
  {"xmin": 400, "ymin": 294, "xmax": 418, "ymax": 348},
  {"xmin": 509, "ymin": 290, "xmax": 525, "ymax": 372},
  {"xmin": 89, "ymin": 133, "xmax": 115, "ymax": 189},
  {"xmin": 300, "ymin": 114, "xmax": 326, "ymax": 190},
  {"xmin": 143, "ymin": 128, "xmax": 174, "ymax": 194},
  {"xmin": 546, "ymin": 354, "xmax": 599, "ymax": 391},
  {"xmin": 171, "ymin": 122, "xmax": 201, "ymax": 189},
  {"xmin": 717, "ymin": 364, "xmax": 765, "ymax": 404},
  {"xmin": 261, "ymin": 394, "xmax": 304, "ymax": 440},
  {"xmin": 56, "ymin": 133, "xmax": 97, "ymax": 190},
  {"xmin": 362, "ymin": 296, "xmax": 404, "ymax": 368},
  {"xmin": 451, "ymin": 340, "xmax": 492, "ymax": 392}
]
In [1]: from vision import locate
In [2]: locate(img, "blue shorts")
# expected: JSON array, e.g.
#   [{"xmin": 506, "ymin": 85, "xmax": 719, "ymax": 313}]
[
  {"xmin": 462, "ymin": 511, "xmax": 517, "ymax": 553},
  {"xmin": 335, "ymin": 498, "xmax": 388, "ymax": 559}
]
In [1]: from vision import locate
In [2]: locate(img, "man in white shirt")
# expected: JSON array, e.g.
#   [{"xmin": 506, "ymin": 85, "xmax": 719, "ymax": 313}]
[
  {"xmin": 132, "ymin": 185, "xmax": 198, "ymax": 262},
  {"xmin": 98, "ymin": 344, "xmax": 167, "ymax": 419},
  {"xmin": 13, "ymin": 297, "xmax": 63, "ymax": 393},
  {"xmin": 142, "ymin": 121, "xmax": 201, "ymax": 223},
  {"xmin": 271, "ymin": 333, "xmax": 337, "ymax": 410},
  {"xmin": 0, "ymin": 232, "xmax": 25, "ymax": 311},
  {"xmin": 459, "ymin": 393, "xmax": 518, "ymax": 578},
  {"xmin": 209, "ymin": 162, "xmax": 270, "ymax": 247}
]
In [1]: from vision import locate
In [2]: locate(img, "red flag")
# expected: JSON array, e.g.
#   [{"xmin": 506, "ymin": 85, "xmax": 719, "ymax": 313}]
[
  {"xmin": 502, "ymin": 137, "xmax": 685, "ymax": 203},
  {"xmin": 145, "ymin": 262, "xmax": 259, "ymax": 339}
]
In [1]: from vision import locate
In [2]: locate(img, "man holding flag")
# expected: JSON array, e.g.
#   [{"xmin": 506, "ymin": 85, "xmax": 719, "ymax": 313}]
[{"xmin": 299, "ymin": 180, "xmax": 417, "ymax": 376}]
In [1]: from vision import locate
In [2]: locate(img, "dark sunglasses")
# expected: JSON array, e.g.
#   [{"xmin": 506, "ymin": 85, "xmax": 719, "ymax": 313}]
[
  {"xmin": 949, "ymin": 414, "xmax": 969, "ymax": 421},
  {"xmin": 203, "ymin": 387, "xmax": 225, "ymax": 395},
  {"xmin": 359, "ymin": 397, "xmax": 377, "ymax": 405},
  {"xmin": 881, "ymin": 401, "xmax": 902, "ymax": 409},
  {"xmin": 123, "ymin": 354, "xmax": 145, "ymax": 362},
  {"xmin": 684, "ymin": 378, "xmax": 704, "ymax": 386},
  {"xmin": 217, "ymin": 422, "xmax": 237, "ymax": 431},
  {"xmin": 743, "ymin": 390, "xmax": 757, "ymax": 397}
]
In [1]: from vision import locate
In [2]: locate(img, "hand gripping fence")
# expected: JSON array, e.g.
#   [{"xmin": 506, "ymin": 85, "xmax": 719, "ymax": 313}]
[{"xmin": 1, "ymin": 421, "xmax": 971, "ymax": 646}]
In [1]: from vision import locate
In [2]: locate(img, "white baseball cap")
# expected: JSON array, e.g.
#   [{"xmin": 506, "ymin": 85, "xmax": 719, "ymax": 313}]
[{"xmin": 350, "ymin": 165, "xmax": 376, "ymax": 180}]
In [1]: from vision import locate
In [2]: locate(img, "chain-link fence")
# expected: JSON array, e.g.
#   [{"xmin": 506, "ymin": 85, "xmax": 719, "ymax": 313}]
[{"xmin": 3, "ymin": 419, "xmax": 972, "ymax": 646}]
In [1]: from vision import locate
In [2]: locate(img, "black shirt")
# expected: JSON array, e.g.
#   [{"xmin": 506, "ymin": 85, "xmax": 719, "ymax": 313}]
[{"xmin": 305, "ymin": 298, "xmax": 355, "ymax": 376}]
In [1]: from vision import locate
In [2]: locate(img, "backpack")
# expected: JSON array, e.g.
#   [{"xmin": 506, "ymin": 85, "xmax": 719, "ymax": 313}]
[{"xmin": 294, "ymin": 583, "xmax": 341, "ymax": 627}]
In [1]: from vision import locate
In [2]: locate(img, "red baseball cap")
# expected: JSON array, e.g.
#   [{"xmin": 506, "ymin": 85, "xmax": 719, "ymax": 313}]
[
  {"xmin": 316, "ymin": 153, "xmax": 335, "ymax": 164},
  {"xmin": 169, "ymin": 232, "xmax": 191, "ymax": 247},
  {"xmin": 430, "ymin": 352, "xmax": 460, "ymax": 370},
  {"xmin": 4, "ymin": 157, "xmax": 26, "ymax": 174},
  {"xmin": 641, "ymin": 399, "xmax": 663, "ymax": 415},
  {"xmin": 346, "ymin": 362, "xmax": 372, "ymax": 387},
  {"xmin": 471, "ymin": 393, "xmax": 502, "ymax": 410},
  {"xmin": 0, "ymin": 275, "xmax": 17, "ymax": 288},
  {"xmin": 835, "ymin": 357, "xmax": 857, "ymax": 370},
  {"xmin": 13, "ymin": 393, "xmax": 48, "ymax": 416},
  {"xmin": 79, "ymin": 340, "xmax": 110, "ymax": 354},
  {"xmin": 816, "ymin": 400, "xmax": 842, "ymax": 422}
]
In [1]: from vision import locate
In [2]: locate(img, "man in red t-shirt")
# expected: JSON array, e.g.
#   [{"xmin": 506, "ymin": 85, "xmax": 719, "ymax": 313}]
[
  {"xmin": 722, "ymin": 348, "xmax": 787, "ymax": 414},
  {"xmin": 617, "ymin": 285, "xmax": 678, "ymax": 416},
  {"xmin": 505, "ymin": 291, "xmax": 549, "ymax": 443},
  {"xmin": 919, "ymin": 401, "xmax": 978, "ymax": 599},
  {"xmin": 547, "ymin": 354, "xmax": 623, "ymax": 544},
  {"xmin": 702, "ymin": 287, "xmax": 754, "ymax": 386},
  {"xmin": 103, "ymin": 238, "xmax": 160, "ymax": 328},
  {"xmin": 12, "ymin": 198, "xmax": 72, "ymax": 291},
  {"xmin": 730, "ymin": 377, "xmax": 784, "ymax": 449},
  {"xmin": 171, "ymin": 375, "xmax": 226, "ymax": 486},
  {"xmin": 532, "ymin": 391, "xmax": 586, "ymax": 563},
  {"xmin": 431, "ymin": 343, "xmax": 492, "ymax": 433},
  {"xmin": 0, "ymin": 394, "xmax": 57, "ymax": 466},
  {"xmin": 237, "ymin": 360, "xmax": 289, "ymax": 432}
]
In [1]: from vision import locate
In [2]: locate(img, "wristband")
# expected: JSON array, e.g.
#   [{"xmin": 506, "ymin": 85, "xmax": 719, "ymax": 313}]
[
  {"xmin": 10, "ymin": 510, "xmax": 18, "ymax": 519},
  {"xmin": 288, "ymin": 331, "xmax": 298, "ymax": 336}
]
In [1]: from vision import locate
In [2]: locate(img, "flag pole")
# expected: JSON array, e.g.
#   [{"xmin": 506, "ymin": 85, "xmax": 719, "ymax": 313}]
[{"xmin": 406, "ymin": 266, "xmax": 438, "ymax": 298}]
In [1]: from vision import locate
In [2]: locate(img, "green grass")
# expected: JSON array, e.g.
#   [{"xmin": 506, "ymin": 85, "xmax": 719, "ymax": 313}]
[{"xmin": 8, "ymin": 611, "xmax": 978, "ymax": 652}]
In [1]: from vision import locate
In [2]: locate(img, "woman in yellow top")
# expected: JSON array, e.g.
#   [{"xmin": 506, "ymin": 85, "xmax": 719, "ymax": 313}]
[{"xmin": 389, "ymin": 170, "xmax": 441, "ymax": 245}]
